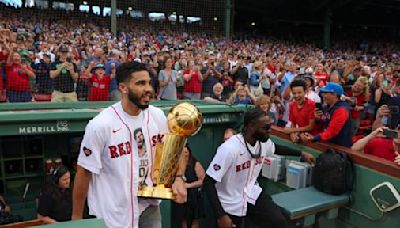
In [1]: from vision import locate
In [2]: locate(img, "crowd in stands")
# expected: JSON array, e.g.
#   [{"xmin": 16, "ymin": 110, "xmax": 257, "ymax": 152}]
[{"xmin": 0, "ymin": 4, "xmax": 399, "ymax": 163}]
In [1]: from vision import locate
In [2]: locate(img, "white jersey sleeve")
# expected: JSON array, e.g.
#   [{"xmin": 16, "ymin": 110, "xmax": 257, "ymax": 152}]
[
  {"xmin": 149, "ymin": 106, "xmax": 168, "ymax": 134},
  {"xmin": 77, "ymin": 120, "xmax": 106, "ymax": 174},
  {"xmin": 206, "ymin": 142, "xmax": 236, "ymax": 182}
]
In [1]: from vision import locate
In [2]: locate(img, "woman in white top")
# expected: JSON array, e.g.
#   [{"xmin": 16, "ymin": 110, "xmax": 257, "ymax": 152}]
[{"xmin": 303, "ymin": 74, "xmax": 321, "ymax": 103}]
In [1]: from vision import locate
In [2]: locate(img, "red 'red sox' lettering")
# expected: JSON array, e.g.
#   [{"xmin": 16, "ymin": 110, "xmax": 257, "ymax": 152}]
[
  {"xmin": 235, "ymin": 156, "xmax": 264, "ymax": 172},
  {"xmin": 109, "ymin": 141, "xmax": 131, "ymax": 159},
  {"xmin": 151, "ymin": 134, "xmax": 164, "ymax": 147}
]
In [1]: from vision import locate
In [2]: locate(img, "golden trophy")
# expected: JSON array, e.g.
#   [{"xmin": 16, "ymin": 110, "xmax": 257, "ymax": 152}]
[{"xmin": 138, "ymin": 102, "xmax": 203, "ymax": 200}]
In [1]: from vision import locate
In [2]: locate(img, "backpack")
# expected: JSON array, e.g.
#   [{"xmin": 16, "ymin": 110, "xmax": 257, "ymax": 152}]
[{"xmin": 313, "ymin": 149, "xmax": 355, "ymax": 195}]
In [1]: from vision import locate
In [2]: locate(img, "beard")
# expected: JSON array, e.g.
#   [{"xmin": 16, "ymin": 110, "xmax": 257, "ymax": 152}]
[
  {"xmin": 127, "ymin": 88, "xmax": 149, "ymax": 110},
  {"xmin": 254, "ymin": 130, "xmax": 269, "ymax": 143}
]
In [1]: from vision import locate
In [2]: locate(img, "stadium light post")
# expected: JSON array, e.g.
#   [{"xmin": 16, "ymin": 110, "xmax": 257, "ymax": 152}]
[
  {"xmin": 323, "ymin": 8, "xmax": 332, "ymax": 50},
  {"xmin": 225, "ymin": 0, "xmax": 232, "ymax": 41},
  {"xmin": 111, "ymin": 0, "xmax": 117, "ymax": 37}
]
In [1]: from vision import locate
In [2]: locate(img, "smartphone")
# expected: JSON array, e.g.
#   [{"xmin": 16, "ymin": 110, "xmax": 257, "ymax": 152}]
[
  {"xmin": 350, "ymin": 97, "xmax": 357, "ymax": 107},
  {"xmin": 383, "ymin": 129, "xmax": 398, "ymax": 139},
  {"xmin": 388, "ymin": 106, "xmax": 399, "ymax": 114},
  {"xmin": 316, "ymin": 103, "xmax": 323, "ymax": 111}
]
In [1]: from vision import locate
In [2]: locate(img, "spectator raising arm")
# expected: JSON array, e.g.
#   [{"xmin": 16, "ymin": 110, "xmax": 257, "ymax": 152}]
[{"xmin": 351, "ymin": 127, "xmax": 386, "ymax": 151}]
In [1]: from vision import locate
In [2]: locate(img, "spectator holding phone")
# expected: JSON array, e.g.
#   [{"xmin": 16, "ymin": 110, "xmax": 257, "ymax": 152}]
[
  {"xmin": 50, "ymin": 45, "xmax": 78, "ymax": 102},
  {"xmin": 182, "ymin": 60, "xmax": 202, "ymax": 100},
  {"xmin": 373, "ymin": 104, "xmax": 400, "ymax": 130},
  {"xmin": 342, "ymin": 77, "xmax": 369, "ymax": 136},
  {"xmin": 351, "ymin": 126, "xmax": 400, "ymax": 165},
  {"xmin": 301, "ymin": 82, "xmax": 353, "ymax": 147},
  {"xmin": 375, "ymin": 74, "xmax": 392, "ymax": 110}
]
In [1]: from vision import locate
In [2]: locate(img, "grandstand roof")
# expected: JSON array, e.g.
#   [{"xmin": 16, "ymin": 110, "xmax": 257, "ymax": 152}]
[{"xmin": 236, "ymin": 0, "xmax": 400, "ymax": 29}]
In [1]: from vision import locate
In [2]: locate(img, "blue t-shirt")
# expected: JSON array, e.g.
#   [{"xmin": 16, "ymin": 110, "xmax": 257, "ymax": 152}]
[
  {"xmin": 105, "ymin": 60, "xmax": 120, "ymax": 91},
  {"xmin": 250, "ymin": 71, "xmax": 260, "ymax": 87},
  {"xmin": 234, "ymin": 96, "xmax": 252, "ymax": 105}
]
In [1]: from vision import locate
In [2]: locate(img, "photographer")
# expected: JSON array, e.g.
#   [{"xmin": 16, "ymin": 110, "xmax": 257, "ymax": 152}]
[
  {"xmin": 49, "ymin": 45, "xmax": 78, "ymax": 102},
  {"xmin": 37, "ymin": 165, "xmax": 72, "ymax": 224},
  {"xmin": 0, "ymin": 193, "xmax": 23, "ymax": 225}
]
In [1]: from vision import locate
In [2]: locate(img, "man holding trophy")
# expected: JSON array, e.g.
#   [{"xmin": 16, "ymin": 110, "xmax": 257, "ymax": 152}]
[
  {"xmin": 137, "ymin": 102, "xmax": 202, "ymax": 228},
  {"xmin": 72, "ymin": 61, "xmax": 202, "ymax": 228}
]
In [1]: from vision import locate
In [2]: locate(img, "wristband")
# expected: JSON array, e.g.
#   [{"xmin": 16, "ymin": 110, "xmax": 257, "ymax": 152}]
[{"xmin": 175, "ymin": 175, "xmax": 187, "ymax": 182}]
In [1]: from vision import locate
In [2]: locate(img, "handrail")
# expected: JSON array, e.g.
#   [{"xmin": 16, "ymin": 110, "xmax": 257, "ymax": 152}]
[
  {"xmin": 0, "ymin": 100, "xmax": 244, "ymax": 112},
  {"xmin": 271, "ymin": 126, "xmax": 400, "ymax": 179}
]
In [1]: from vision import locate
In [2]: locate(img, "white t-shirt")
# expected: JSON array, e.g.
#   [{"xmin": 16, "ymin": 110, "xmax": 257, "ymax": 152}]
[
  {"xmin": 306, "ymin": 90, "xmax": 321, "ymax": 104},
  {"xmin": 137, "ymin": 105, "xmax": 169, "ymax": 215},
  {"xmin": 78, "ymin": 102, "xmax": 168, "ymax": 228},
  {"xmin": 206, "ymin": 134, "xmax": 276, "ymax": 216}
]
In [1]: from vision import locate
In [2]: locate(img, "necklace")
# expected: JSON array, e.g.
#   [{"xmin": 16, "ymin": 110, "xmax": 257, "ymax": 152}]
[{"xmin": 244, "ymin": 137, "xmax": 262, "ymax": 159}]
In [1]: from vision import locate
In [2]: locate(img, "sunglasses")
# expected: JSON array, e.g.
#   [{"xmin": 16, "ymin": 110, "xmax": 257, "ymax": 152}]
[{"xmin": 263, "ymin": 124, "xmax": 271, "ymax": 131}]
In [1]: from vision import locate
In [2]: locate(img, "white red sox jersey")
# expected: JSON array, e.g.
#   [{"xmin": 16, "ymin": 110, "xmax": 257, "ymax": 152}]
[
  {"xmin": 206, "ymin": 134, "xmax": 276, "ymax": 216},
  {"xmin": 78, "ymin": 102, "xmax": 168, "ymax": 228}
]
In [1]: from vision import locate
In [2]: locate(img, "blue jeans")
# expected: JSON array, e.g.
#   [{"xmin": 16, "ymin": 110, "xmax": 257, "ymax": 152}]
[
  {"xmin": 7, "ymin": 90, "xmax": 32, "ymax": 102},
  {"xmin": 183, "ymin": 92, "xmax": 201, "ymax": 100}
]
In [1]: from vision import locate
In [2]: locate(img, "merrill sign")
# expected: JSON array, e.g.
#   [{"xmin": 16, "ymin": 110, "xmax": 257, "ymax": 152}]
[
  {"xmin": 202, "ymin": 114, "xmax": 232, "ymax": 124},
  {"xmin": 18, "ymin": 121, "xmax": 70, "ymax": 134}
]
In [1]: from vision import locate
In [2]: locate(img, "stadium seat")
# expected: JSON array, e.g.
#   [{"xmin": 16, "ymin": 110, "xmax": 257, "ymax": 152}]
[
  {"xmin": 34, "ymin": 94, "xmax": 52, "ymax": 102},
  {"xmin": 271, "ymin": 187, "xmax": 350, "ymax": 227},
  {"xmin": 0, "ymin": 89, "xmax": 6, "ymax": 102}
]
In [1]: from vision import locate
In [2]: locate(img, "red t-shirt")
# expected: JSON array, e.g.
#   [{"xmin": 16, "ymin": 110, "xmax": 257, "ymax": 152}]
[
  {"xmin": 347, "ymin": 91, "xmax": 366, "ymax": 120},
  {"xmin": 0, "ymin": 51, "xmax": 7, "ymax": 62},
  {"xmin": 183, "ymin": 69, "xmax": 201, "ymax": 93},
  {"xmin": 314, "ymin": 72, "xmax": 328, "ymax": 87},
  {"xmin": 0, "ymin": 52, "xmax": 4, "ymax": 91},
  {"xmin": 267, "ymin": 65, "xmax": 275, "ymax": 74},
  {"xmin": 5, "ymin": 64, "xmax": 31, "ymax": 92},
  {"xmin": 0, "ymin": 70, "xmax": 3, "ymax": 90},
  {"xmin": 289, "ymin": 98, "xmax": 318, "ymax": 134},
  {"xmin": 364, "ymin": 138, "xmax": 395, "ymax": 162},
  {"xmin": 88, "ymin": 74, "xmax": 111, "ymax": 101}
]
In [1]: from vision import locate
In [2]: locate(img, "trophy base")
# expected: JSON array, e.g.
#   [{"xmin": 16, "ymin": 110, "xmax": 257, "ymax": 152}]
[{"xmin": 138, "ymin": 185, "xmax": 175, "ymax": 200}]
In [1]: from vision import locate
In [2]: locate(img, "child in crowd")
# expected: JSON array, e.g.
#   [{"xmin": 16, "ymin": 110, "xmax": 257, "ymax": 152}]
[{"xmin": 87, "ymin": 63, "xmax": 115, "ymax": 101}]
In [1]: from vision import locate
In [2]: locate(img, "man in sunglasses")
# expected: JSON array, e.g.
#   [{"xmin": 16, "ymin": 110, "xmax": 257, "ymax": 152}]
[{"xmin": 203, "ymin": 108, "xmax": 315, "ymax": 228}]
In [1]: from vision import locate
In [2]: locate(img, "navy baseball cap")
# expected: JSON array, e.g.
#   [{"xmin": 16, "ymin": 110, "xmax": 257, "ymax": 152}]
[
  {"xmin": 93, "ymin": 63, "xmax": 105, "ymax": 70},
  {"xmin": 58, "ymin": 45, "xmax": 69, "ymax": 52},
  {"xmin": 319, "ymin": 82, "xmax": 344, "ymax": 96}
]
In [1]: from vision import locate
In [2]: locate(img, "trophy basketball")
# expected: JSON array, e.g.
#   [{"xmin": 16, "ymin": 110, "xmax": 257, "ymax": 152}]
[{"xmin": 138, "ymin": 102, "xmax": 203, "ymax": 200}]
